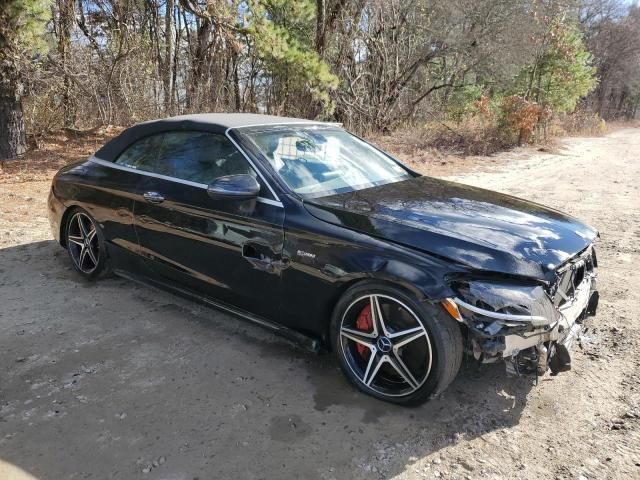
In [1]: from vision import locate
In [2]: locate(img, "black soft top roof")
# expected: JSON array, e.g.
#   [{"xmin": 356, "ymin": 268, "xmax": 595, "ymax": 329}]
[{"xmin": 94, "ymin": 113, "xmax": 329, "ymax": 162}]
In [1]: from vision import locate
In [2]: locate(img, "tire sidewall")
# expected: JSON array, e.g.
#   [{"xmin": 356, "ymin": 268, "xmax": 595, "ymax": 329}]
[{"xmin": 330, "ymin": 281, "xmax": 461, "ymax": 406}]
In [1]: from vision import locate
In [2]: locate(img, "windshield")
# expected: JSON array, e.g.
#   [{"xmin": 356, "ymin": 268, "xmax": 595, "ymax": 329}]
[{"xmin": 238, "ymin": 126, "xmax": 412, "ymax": 198}]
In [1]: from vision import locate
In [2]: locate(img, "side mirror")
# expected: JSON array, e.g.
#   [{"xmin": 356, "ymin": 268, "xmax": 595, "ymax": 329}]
[{"xmin": 207, "ymin": 174, "xmax": 260, "ymax": 200}]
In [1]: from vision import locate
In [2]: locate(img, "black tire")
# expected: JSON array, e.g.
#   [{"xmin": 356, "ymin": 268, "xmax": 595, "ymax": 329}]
[
  {"xmin": 330, "ymin": 281, "xmax": 463, "ymax": 406},
  {"xmin": 64, "ymin": 207, "xmax": 111, "ymax": 279}
]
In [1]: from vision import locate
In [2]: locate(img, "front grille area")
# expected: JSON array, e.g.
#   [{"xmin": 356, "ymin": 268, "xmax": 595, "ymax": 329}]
[{"xmin": 552, "ymin": 245, "xmax": 597, "ymax": 307}]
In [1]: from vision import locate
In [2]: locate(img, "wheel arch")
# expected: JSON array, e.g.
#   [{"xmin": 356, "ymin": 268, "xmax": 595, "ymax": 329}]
[
  {"xmin": 58, "ymin": 203, "xmax": 88, "ymax": 247},
  {"xmin": 58, "ymin": 205, "xmax": 75, "ymax": 247}
]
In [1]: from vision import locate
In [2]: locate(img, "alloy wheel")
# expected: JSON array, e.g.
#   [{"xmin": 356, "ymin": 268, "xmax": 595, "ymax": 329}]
[
  {"xmin": 67, "ymin": 212, "xmax": 100, "ymax": 274},
  {"xmin": 339, "ymin": 294, "xmax": 432, "ymax": 397}
]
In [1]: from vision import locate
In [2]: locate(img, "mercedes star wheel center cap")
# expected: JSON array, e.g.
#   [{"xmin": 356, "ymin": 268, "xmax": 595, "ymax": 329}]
[{"xmin": 377, "ymin": 336, "xmax": 392, "ymax": 353}]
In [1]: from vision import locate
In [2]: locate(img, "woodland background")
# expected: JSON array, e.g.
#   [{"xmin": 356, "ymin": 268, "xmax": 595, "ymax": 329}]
[{"xmin": 1, "ymin": 0, "xmax": 640, "ymax": 161}]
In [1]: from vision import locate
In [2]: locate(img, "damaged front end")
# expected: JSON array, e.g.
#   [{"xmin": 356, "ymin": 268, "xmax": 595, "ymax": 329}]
[{"xmin": 444, "ymin": 245, "xmax": 599, "ymax": 377}]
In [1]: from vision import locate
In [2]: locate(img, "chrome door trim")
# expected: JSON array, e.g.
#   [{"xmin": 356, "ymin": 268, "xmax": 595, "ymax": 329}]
[{"xmin": 88, "ymin": 156, "xmax": 284, "ymax": 208}]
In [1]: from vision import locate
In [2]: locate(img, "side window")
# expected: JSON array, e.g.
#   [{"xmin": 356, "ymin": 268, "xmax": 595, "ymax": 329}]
[
  {"xmin": 114, "ymin": 135, "xmax": 167, "ymax": 174},
  {"xmin": 157, "ymin": 131, "xmax": 256, "ymax": 185}
]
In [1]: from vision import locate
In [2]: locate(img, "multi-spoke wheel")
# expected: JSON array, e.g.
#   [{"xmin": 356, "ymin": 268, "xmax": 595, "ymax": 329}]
[
  {"xmin": 65, "ymin": 208, "xmax": 110, "ymax": 278},
  {"xmin": 331, "ymin": 283, "xmax": 463, "ymax": 405}
]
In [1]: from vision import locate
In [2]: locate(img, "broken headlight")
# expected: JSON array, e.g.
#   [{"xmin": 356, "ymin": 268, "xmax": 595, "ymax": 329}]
[{"xmin": 451, "ymin": 280, "xmax": 560, "ymax": 331}]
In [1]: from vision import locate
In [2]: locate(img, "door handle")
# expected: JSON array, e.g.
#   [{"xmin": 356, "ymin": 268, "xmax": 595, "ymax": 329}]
[{"xmin": 143, "ymin": 191, "xmax": 165, "ymax": 204}]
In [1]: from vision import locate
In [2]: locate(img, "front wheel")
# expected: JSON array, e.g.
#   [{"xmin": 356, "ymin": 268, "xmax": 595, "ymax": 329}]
[{"xmin": 330, "ymin": 282, "xmax": 463, "ymax": 406}]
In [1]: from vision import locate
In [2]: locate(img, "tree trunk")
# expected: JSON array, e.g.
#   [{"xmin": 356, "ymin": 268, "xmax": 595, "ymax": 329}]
[
  {"xmin": 0, "ymin": 57, "xmax": 27, "ymax": 161},
  {"xmin": 57, "ymin": 0, "xmax": 75, "ymax": 127},
  {"xmin": 315, "ymin": 0, "xmax": 326, "ymax": 55},
  {"xmin": 186, "ymin": 18, "xmax": 212, "ymax": 111},
  {"xmin": 232, "ymin": 50, "xmax": 241, "ymax": 111},
  {"xmin": 163, "ymin": 0, "xmax": 175, "ymax": 114}
]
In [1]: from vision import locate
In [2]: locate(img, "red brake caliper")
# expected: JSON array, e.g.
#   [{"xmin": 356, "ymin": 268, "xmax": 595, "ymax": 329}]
[{"xmin": 355, "ymin": 304, "xmax": 373, "ymax": 358}]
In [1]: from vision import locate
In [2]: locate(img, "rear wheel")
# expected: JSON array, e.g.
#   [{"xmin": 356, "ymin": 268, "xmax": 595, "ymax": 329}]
[
  {"xmin": 331, "ymin": 282, "xmax": 463, "ymax": 405},
  {"xmin": 65, "ymin": 208, "xmax": 110, "ymax": 279}
]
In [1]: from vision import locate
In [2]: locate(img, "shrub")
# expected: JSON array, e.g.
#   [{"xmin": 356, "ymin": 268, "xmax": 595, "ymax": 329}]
[
  {"xmin": 555, "ymin": 110, "xmax": 607, "ymax": 137},
  {"xmin": 499, "ymin": 96, "xmax": 542, "ymax": 145}
]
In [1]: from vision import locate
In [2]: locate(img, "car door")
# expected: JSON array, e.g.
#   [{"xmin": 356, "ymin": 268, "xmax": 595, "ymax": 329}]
[{"xmin": 128, "ymin": 130, "xmax": 285, "ymax": 322}]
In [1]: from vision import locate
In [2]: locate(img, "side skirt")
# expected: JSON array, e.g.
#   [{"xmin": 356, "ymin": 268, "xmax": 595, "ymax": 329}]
[{"xmin": 113, "ymin": 269, "xmax": 321, "ymax": 354}]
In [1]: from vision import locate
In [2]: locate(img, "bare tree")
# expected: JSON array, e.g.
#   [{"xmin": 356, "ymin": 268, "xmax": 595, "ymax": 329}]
[{"xmin": 6, "ymin": 0, "xmax": 637, "ymax": 160}]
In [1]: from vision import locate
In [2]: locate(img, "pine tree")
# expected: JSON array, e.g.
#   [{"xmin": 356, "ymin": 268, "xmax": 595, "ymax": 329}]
[{"xmin": 245, "ymin": 0, "xmax": 338, "ymax": 116}]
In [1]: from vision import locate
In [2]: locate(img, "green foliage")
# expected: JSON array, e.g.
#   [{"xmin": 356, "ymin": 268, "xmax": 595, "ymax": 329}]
[
  {"xmin": 244, "ymin": 0, "xmax": 338, "ymax": 114},
  {"xmin": 3, "ymin": 0, "xmax": 611, "ymax": 144},
  {"xmin": 443, "ymin": 15, "xmax": 599, "ymax": 145},
  {"xmin": 0, "ymin": 0, "xmax": 50, "ymax": 54},
  {"xmin": 513, "ymin": 18, "xmax": 597, "ymax": 114},
  {"xmin": 447, "ymin": 85, "xmax": 484, "ymax": 122}
]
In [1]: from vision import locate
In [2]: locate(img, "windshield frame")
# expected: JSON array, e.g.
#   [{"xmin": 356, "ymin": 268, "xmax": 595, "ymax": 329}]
[{"xmin": 232, "ymin": 124, "xmax": 417, "ymax": 199}]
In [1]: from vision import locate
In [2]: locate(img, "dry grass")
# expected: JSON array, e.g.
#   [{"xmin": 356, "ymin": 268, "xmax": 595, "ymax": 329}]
[
  {"xmin": 370, "ymin": 110, "xmax": 627, "ymax": 176},
  {"xmin": 551, "ymin": 111, "xmax": 608, "ymax": 137},
  {"xmin": 605, "ymin": 118, "xmax": 640, "ymax": 132},
  {"xmin": 0, "ymin": 126, "xmax": 123, "ymax": 184},
  {"xmin": 369, "ymin": 118, "xmax": 519, "ymax": 176},
  {"xmin": 392, "ymin": 119, "xmax": 515, "ymax": 156},
  {"xmin": 0, "ymin": 127, "xmax": 123, "ymax": 244}
]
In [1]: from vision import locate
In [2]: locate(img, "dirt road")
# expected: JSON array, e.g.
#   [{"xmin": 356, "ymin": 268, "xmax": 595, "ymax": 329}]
[{"xmin": 1, "ymin": 129, "xmax": 639, "ymax": 480}]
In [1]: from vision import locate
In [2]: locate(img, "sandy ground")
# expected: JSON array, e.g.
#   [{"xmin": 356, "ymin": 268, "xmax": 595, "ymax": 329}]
[{"xmin": 0, "ymin": 129, "xmax": 639, "ymax": 480}]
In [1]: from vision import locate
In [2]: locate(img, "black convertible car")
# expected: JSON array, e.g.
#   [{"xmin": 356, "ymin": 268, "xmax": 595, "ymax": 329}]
[{"xmin": 48, "ymin": 113, "xmax": 599, "ymax": 404}]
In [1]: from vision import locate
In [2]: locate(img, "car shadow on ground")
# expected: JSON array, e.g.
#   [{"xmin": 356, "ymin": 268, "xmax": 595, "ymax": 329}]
[{"xmin": 0, "ymin": 240, "xmax": 534, "ymax": 479}]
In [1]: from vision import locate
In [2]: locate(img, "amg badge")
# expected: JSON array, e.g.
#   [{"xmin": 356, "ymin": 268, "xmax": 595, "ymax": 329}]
[{"xmin": 297, "ymin": 250, "xmax": 316, "ymax": 260}]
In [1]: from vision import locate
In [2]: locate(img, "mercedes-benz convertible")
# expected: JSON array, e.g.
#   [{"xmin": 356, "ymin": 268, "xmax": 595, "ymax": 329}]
[{"xmin": 48, "ymin": 113, "xmax": 599, "ymax": 405}]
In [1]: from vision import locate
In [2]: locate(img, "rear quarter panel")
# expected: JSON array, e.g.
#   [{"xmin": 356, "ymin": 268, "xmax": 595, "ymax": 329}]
[{"xmin": 52, "ymin": 158, "xmax": 146, "ymax": 268}]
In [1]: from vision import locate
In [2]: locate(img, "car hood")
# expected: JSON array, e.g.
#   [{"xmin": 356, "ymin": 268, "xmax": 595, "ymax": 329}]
[{"xmin": 304, "ymin": 176, "xmax": 598, "ymax": 281}]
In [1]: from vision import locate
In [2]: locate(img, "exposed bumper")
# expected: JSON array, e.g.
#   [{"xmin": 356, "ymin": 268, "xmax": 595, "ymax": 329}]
[
  {"xmin": 502, "ymin": 272, "xmax": 597, "ymax": 358},
  {"xmin": 450, "ymin": 244, "xmax": 599, "ymax": 376}
]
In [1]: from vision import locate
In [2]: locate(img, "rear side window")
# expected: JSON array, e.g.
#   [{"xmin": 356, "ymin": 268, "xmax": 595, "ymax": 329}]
[
  {"xmin": 158, "ymin": 131, "xmax": 255, "ymax": 184},
  {"xmin": 115, "ymin": 135, "xmax": 166, "ymax": 173},
  {"xmin": 114, "ymin": 131, "xmax": 255, "ymax": 185}
]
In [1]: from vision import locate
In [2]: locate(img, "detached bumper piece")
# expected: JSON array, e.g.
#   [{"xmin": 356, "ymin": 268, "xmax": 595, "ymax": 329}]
[
  {"xmin": 453, "ymin": 245, "xmax": 598, "ymax": 378},
  {"xmin": 548, "ymin": 343, "xmax": 571, "ymax": 375}
]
